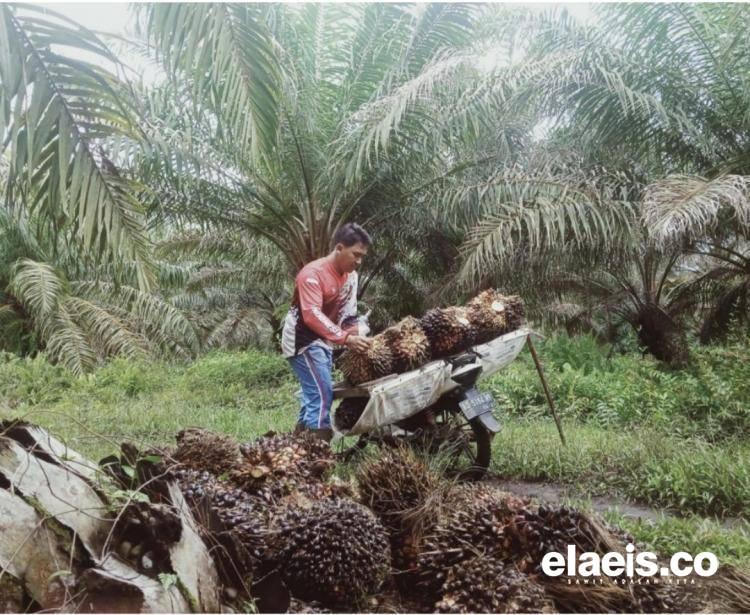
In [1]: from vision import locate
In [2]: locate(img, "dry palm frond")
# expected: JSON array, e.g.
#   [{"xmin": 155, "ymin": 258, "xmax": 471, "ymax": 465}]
[
  {"xmin": 643, "ymin": 174, "xmax": 750, "ymax": 242},
  {"xmin": 698, "ymin": 564, "xmax": 750, "ymax": 613}
]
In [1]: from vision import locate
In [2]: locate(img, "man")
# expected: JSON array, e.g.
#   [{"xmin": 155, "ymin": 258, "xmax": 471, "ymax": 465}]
[{"xmin": 281, "ymin": 223, "xmax": 372, "ymax": 440}]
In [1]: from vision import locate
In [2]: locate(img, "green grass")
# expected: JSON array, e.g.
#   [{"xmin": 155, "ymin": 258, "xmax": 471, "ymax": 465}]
[
  {"xmin": 603, "ymin": 512, "xmax": 750, "ymax": 571},
  {"xmin": 0, "ymin": 351, "xmax": 299, "ymax": 460},
  {"xmin": 490, "ymin": 419, "xmax": 750, "ymax": 517}
]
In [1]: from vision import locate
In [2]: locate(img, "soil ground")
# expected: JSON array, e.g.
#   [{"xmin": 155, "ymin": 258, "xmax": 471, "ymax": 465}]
[{"xmin": 486, "ymin": 475, "xmax": 748, "ymax": 530}]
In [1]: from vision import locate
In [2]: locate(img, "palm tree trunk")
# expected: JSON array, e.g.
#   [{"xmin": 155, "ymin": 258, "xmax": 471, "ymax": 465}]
[{"xmin": 635, "ymin": 304, "xmax": 690, "ymax": 367}]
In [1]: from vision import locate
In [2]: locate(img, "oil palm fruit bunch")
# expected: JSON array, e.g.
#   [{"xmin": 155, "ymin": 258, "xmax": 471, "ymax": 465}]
[
  {"xmin": 506, "ymin": 505, "xmax": 601, "ymax": 574},
  {"xmin": 170, "ymin": 467, "xmax": 220, "ymax": 502},
  {"xmin": 436, "ymin": 556, "xmax": 554, "ymax": 614},
  {"xmin": 338, "ymin": 335, "xmax": 394, "ymax": 385},
  {"xmin": 288, "ymin": 597, "xmax": 333, "ymax": 614},
  {"xmin": 356, "ymin": 446, "xmax": 443, "ymax": 589},
  {"xmin": 504, "ymin": 294, "xmax": 526, "ymax": 332},
  {"xmin": 355, "ymin": 446, "xmax": 441, "ymax": 533},
  {"xmin": 382, "ymin": 316, "xmax": 431, "ymax": 372},
  {"xmin": 173, "ymin": 427, "xmax": 241, "ymax": 474},
  {"xmin": 334, "ymin": 397, "xmax": 368, "ymax": 432},
  {"xmin": 232, "ymin": 432, "xmax": 335, "ymax": 500},
  {"xmin": 466, "ymin": 289, "xmax": 509, "ymax": 343},
  {"xmin": 269, "ymin": 498, "xmax": 391, "ymax": 607},
  {"xmin": 112, "ymin": 499, "xmax": 182, "ymax": 575},
  {"xmin": 415, "ymin": 484, "xmax": 528, "ymax": 601},
  {"xmin": 240, "ymin": 432, "xmax": 334, "ymax": 483},
  {"xmin": 420, "ymin": 307, "xmax": 476, "ymax": 358},
  {"xmin": 467, "ymin": 290, "xmax": 526, "ymax": 343},
  {"xmin": 210, "ymin": 483, "xmax": 270, "ymax": 568},
  {"xmin": 630, "ymin": 582, "xmax": 682, "ymax": 614},
  {"xmin": 169, "ymin": 466, "xmax": 268, "ymax": 575}
]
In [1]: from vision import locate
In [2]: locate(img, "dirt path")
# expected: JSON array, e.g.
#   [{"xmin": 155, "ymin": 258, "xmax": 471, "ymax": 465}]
[{"xmin": 486, "ymin": 476, "xmax": 748, "ymax": 530}]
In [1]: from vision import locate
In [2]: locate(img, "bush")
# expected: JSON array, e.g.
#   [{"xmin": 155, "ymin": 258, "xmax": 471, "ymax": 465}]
[
  {"xmin": 79, "ymin": 357, "xmax": 171, "ymax": 401},
  {"xmin": 483, "ymin": 333, "xmax": 750, "ymax": 440},
  {"xmin": 0, "ymin": 351, "xmax": 74, "ymax": 407}
]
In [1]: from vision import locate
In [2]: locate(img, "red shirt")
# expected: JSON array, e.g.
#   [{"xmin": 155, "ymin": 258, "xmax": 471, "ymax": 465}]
[{"xmin": 281, "ymin": 257, "xmax": 359, "ymax": 356}]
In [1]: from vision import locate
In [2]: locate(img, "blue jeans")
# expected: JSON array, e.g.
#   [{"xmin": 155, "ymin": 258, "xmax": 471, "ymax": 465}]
[{"xmin": 287, "ymin": 344, "xmax": 333, "ymax": 429}]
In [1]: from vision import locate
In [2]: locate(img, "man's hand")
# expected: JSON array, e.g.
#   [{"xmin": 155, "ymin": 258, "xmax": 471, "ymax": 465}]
[{"xmin": 346, "ymin": 335, "xmax": 371, "ymax": 353}]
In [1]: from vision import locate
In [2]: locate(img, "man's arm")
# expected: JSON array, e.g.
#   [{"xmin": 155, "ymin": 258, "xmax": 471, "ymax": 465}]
[{"xmin": 297, "ymin": 272, "xmax": 350, "ymax": 345}]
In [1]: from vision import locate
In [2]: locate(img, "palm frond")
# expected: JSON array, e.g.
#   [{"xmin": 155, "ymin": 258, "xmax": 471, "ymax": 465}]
[
  {"xmin": 456, "ymin": 174, "xmax": 637, "ymax": 286},
  {"xmin": 1, "ymin": 5, "xmax": 154, "ymax": 289},
  {"xmin": 204, "ymin": 307, "xmax": 263, "ymax": 349},
  {"xmin": 642, "ymin": 174, "xmax": 750, "ymax": 241},
  {"xmin": 64, "ymin": 296, "xmax": 148, "ymax": 361},
  {"xmin": 44, "ymin": 303, "xmax": 97, "ymax": 375},
  {"xmin": 9, "ymin": 259, "xmax": 64, "ymax": 322},
  {"xmin": 74, "ymin": 280, "xmax": 200, "ymax": 356},
  {"xmin": 145, "ymin": 3, "xmax": 281, "ymax": 165}
]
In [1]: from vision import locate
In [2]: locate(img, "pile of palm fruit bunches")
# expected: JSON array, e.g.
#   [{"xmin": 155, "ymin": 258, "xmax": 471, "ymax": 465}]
[
  {"xmin": 101, "ymin": 431, "xmax": 731, "ymax": 614},
  {"xmin": 335, "ymin": 289, "xmax": 524, "ymax": 431},
  {"xmin": 338, "ymin": 289, "xmax": 525, "ymax": 387}
]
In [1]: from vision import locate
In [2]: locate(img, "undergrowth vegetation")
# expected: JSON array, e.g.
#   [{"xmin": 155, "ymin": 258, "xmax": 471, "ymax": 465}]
[
  {"xmin": 484, "ymin": 333, "xmax": 750, "ymax": 441},
  {"xmin": 2, "ymin": 334, "xmax": 748, "ymax": 520}
]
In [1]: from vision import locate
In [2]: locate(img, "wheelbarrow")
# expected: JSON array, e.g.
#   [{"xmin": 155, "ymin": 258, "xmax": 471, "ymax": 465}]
[{"xmin": 331, "ymin": 327, "xmax": 565, "ymax": 480}]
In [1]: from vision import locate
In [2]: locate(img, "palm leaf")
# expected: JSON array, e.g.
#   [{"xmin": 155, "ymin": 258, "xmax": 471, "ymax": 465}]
[
  {"xmin": 642, "ymin": 174, "xmax": 750, "ymax": 241},
  {"xmin": 1, "ymin": 4, "xmax": 154, "ymax": 290},
  {"xmin": 75, "ymin": 280, "xmax": 200, "ymax": 356},
  {"xmin": 456, "ymin": 173, "xmax": 637, "ymax": 286},
  {"xmin": 145, "ymin": 3, "xmax": 281, "ymax": 165}
]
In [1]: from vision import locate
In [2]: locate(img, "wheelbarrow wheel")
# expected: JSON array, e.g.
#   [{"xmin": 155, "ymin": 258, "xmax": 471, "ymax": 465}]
[
  {"xmin": 335, "ymin": 433, "xmax": 370, "ymax": 462},
  {"xmin": 431, "ymin": 410, "xmax": 492, "ymax": 481},
  {"xmin": 460, "ymin": 417, "xmax": 492, "ymax": 480}
]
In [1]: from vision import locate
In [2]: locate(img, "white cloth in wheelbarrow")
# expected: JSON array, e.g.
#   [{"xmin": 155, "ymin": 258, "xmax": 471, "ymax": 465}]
[
  {"xmin": 332, "ymin": 328, "xmax": 531, "ymax": 437},
  {"xmin": 333, "ymin": 360, "xmax": 454, "ymax": 436},
  {"xmin": 472, "ymin": 327, "xmax": 530, "ymax": 381}
]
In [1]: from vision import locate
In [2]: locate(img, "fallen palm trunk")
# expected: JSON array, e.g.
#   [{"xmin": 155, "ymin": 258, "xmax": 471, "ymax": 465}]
[{"xmin": 0, "ymin": 422, "xmax": 220, "ymax": 613}]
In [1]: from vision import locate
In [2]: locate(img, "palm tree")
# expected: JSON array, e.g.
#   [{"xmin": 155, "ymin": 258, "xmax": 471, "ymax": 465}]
[
  {"xmin": 642, "ymin": 174, "xmax": 750, "ymax": 343},
  {"xmin": 549, "ymin": 241, "xmax": 693, "ymax": 367},
  {"xmin": 511, "ymin": 4, "xmax": 750, "ymax": 176},
  {"xmin": 0, "ymin": 209, "xmax": 198, "ymax": 374},
  {"xmin": 452, "ymin": 5, "xmax": 750, "ymax": 357},
  {"xmin": 157, "ymin": 231, "xmax": 290, "ymax": 350},
  {"xmin": 141, "ymin": 4, "xmax": 613, "ymax": 279}
]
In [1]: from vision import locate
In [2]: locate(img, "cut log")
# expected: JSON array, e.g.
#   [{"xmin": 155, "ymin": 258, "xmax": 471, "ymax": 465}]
[
  {"xmin": 0, "ymin": 437, "xmax": 110, "ymax": 558},
  {"xmin": 77, "ymin": 555, "xmax": 190, "ymax": 613},
  {"xmin": 0, "ymin": 487, "xmax": 72, "ymax": 609},
  {"xmin": 1, "ymin": 421, "xmax": 101, "ymax": 482}
]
